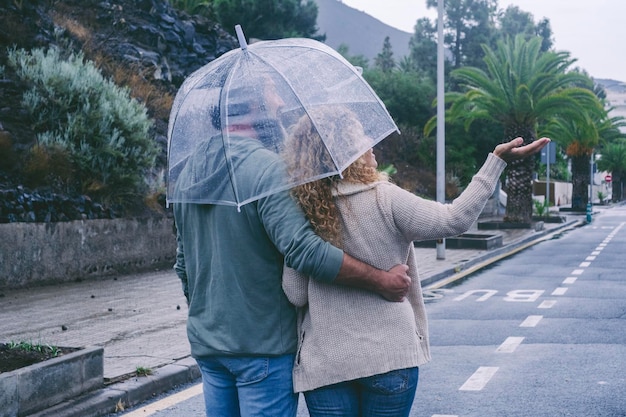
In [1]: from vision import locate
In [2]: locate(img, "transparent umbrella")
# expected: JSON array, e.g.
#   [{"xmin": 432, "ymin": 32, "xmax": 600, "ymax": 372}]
[{"xmin": 167, "ymin": 25, "xmax": 398, "ymax": 209}]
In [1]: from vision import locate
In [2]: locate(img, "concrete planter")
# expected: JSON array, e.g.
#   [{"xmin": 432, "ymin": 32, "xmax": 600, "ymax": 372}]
[
  {"xmin": 0, "ymin": 346, "xmax": 103, "ymax": 417},
  {"xmin": 414, "ymin": 233, "xmax": 503, "ymax": 250}
]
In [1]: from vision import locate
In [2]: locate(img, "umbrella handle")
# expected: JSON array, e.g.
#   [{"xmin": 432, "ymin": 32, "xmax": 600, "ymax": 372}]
[{"xmin": 235, "ymin": 25, "xmax": 248, "ymax": 51}]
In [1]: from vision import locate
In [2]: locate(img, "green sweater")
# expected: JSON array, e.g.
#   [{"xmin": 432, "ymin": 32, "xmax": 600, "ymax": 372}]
[{"xmin": 173, "ymin": 137, "xmax": 343, "ymax": 358}]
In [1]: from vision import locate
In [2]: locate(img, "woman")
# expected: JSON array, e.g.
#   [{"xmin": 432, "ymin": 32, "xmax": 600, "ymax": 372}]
[{"xmin": 282, "ymin": 107, "xmax": 549, "ymax": 416}]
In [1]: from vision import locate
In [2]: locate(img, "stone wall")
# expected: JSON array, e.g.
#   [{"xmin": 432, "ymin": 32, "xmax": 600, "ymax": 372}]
[{"xmin": 0, "ymin": 217, "xmax": 176, "ymax": 289}]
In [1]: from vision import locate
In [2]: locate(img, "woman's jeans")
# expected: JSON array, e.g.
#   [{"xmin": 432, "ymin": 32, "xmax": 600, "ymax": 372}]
[
  {"xmin": 195, "ymin": 353, "xmax": 297, "ymax": 417},
  {"xmin": 304, "ymin": 367, "xmax": 419, "ymax": 417}
]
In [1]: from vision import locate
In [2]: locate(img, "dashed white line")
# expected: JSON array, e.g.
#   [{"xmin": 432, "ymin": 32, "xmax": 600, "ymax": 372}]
[
  {"xmin": 571, "ymin": 269, "xmax": 585, "ymax": 275},
  {"xmin": 459, "ymin": 367, "xmax": 499, "ymax": 391},
  {"xmin": 563, "ymin": 277, "xmax": 577, "ymax": 284},
  {"xmin": 552, "ymin": 287, "xmax": 568, "ymax": 296},
  {"xmin": 585, "ymin": 256, "xmax": 596, "ymax": 261},
  {"xmin": 496, "ymin": 337, "xmax": 525, "ymax": 353},
  {"xmin": 538, "ymin": 300, "xmax": 557, "ymax": 309},
  {"xmin": 579, "ymin": 261, "xmax": 591, "ymax": 267},
  {"xmin": 591, "ymin": 251, "xmax": 601, "ymax": 255},
  {"xmin": 432, "ymin": 415, "xmax": 458, "ymax": 417},
  {"xmin": 520, "ymin": 315, "xmax": 543, "ymax": 327}
]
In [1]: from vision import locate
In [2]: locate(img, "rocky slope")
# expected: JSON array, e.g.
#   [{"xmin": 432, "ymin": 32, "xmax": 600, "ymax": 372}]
[{"xmin": 0, "ymin": 0, "xmax": 237, "ymax": 221}]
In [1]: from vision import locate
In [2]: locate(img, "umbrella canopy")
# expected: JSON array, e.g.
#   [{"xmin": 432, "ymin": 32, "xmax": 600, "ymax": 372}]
[{"xmin": 167, "ymin": 25, "xmax": 398, "ymax": 209}]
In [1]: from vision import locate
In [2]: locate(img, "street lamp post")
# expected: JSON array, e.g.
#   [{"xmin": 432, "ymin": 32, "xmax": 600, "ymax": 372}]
[{"xmin": 436, "ymin": 0, "xmax": 446, "ymax": 259}]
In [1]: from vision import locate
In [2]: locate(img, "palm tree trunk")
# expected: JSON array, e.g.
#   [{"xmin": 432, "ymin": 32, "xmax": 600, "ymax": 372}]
[
  {"xmin": 503, "ymin": 128, "xmax": 535, "ymax": 223},
  {"xmin": 611, "ymin": 173, "xmax": 622, "ymax": 202},
  {"xmin": 571, "ymin": 155, "xmax": 590, "ymax": 211},
  {"xmin": 504, "ymin": 157, "xmax": 534, "ymax": 223}
]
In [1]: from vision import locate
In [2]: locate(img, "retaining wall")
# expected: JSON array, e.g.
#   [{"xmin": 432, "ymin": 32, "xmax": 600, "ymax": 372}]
[{"xmin": 0, "ymin": 217, "xmax": 176, "ymax": 289}]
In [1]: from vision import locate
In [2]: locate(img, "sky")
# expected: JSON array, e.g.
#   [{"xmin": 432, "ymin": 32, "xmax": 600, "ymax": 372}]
[{"xmin": 341, "ymin": 0, "xmax": 626, "ymax": 81}]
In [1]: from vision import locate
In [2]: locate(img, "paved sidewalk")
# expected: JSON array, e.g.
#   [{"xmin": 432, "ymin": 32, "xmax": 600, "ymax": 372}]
[{"xmin": 0, "ymin": 214, "xmax": 585, "ymax": 417}]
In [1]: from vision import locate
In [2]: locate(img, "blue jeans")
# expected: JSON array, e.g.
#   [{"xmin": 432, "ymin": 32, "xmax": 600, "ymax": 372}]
[
  {"xmin": 304, "ymin": 367, "xmax": 419, "ymax": 417},
  {"xmin": 195, "ymin": 354, "xmax": 297, "ymax": 417}
]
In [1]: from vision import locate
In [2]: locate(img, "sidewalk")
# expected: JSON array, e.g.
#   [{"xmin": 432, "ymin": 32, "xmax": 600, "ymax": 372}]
[{"xmin": 0, "ymin": 214, "xmax": 586, "ymax": 417}]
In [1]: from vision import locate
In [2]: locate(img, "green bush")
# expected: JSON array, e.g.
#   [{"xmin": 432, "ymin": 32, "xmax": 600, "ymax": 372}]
[{"xmin": 6, "ymin": 46, "xmax": 158, "ymax": 206}]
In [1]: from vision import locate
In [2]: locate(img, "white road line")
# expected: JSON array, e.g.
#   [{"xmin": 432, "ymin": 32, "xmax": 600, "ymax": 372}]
[
  {"xmin": 520, "ymin": 315, "xmax": 543, "ymax": 327},
  {"xmin": 496, "ymin": 337, "xmax": 525, "ymax": 353},
  {"xmin": 579, "ymin": 261, "xmax": 591, "ymax": 267},
  {"xmin": 552, "ymin": 287, "xmax": 568, "ymax": 296},
  {"xmin": 595, "ymin": 247, "xmax": 604, "ymax": 251},
  {"xmin": 563, "ymin": 277, "xmax": 577, "ymax": 284},
  {"xmin": 432, "ymin": 415, "xmax": 459, "ymax": 417},
  {"xmin": 122, "ymin": 383, "xmax": 203, "ymax": 417},
  {"xmin": 591, "ymin": 251, "xmax": 601, "ymax": 255},
  {"xmin": 538, "ymin": 300, "xmax": 557, "ymax": 309},
  {"xmin": 585, "ymin": 256, "xmax": 596, "ymax": 261},
  {"xmin": 459, "ymin": 367, "xmax": 499, "ymax": 391},
  {"xmin": 571, "ymin": 269, "xmax": 585, "ymax": 275}
]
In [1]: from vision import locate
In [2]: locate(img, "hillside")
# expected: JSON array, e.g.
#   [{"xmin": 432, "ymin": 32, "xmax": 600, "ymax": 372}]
[{"xmin": 315, "ymin": 0, "xmax": 413, "ymax": 63}]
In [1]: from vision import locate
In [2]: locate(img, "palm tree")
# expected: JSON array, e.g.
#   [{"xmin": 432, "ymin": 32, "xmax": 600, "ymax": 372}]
[
  {"xmin": 542, "ymin": 112, "xmax": 625, "ymax": 209},
  {"xmin": 598, "ymin": 139, "xmax": 626, "ymax": 202},
  {"xmin": 541, "ymin": 115, "xmax": 598, "ymax": 210},
  {"xmin": 438, "ymin": 35, "xmax": 602, "ymax": 223}
]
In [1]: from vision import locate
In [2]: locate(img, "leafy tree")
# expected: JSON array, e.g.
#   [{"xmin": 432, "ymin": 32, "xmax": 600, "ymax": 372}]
[
  {"xmin": 336, "ymin": 44, "xmax": 369, "ymax": 70},
  {"xmin": 498, "ymin": 5, "xmax": 553, "ymax": 52},
  {"xmin": 408, "ymin": 17, "xmax": 438, "ymax": 81},
  {"xmin": 212, "ymin": 0, "xmax": 323, "ymax": 41},
  {"xmin": 433, "ymin": 35, "xmax": 602, "ymax": 223},
  {"xmin": 363, "ymin": 68, "xmax": 435, "ymax": 129},
  {"xmin": 374, "ymin": 36, "xmax": 395, "ymax": 73},
  {"xmin": 426, "ymin": 0, "xmax": 498, "ymax": 70}
]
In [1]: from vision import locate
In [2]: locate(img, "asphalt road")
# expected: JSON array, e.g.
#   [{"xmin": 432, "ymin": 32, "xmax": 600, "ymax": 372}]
[{"xmin": 115, "ymin": 206, "xmax": 626, "ymax": 417}]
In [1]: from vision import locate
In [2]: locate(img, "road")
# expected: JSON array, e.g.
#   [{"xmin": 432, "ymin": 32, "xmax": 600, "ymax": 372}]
[{"xmin": 115, "ymin": 206, "xmax": 626, "ymax": 417}]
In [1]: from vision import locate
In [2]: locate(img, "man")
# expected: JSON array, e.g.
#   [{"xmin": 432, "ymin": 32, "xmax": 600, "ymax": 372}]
[{"xmin": 172, "ymin": 72, "xmax": 411, "ymax": 417}]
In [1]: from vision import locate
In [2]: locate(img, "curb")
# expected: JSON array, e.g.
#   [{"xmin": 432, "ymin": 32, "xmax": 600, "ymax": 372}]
[
  {"xmin": 421, "ymin": 218, "xmax": 584, "ymax": 289},
  {"xmin": 29, "ymin": 358, "xmax": 201, "ymax": 417}
]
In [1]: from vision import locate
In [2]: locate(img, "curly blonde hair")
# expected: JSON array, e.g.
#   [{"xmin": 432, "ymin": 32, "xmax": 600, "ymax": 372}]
[{"xmin": 284, "ymin": 106, "xmax": 386, "ymax": 247}]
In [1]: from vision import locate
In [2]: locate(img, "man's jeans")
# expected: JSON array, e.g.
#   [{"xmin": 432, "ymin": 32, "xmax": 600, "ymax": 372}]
[
  {"xmin": 196, "ymin": 354, "xmax": 297, "ymax": 417},
  {"xmin": 303, "ymin": 367, "xmax": 419, "ymax": 417}
]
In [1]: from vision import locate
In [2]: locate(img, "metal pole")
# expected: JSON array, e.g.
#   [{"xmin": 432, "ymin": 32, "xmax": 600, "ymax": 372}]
[
  {"xmin": 546, "ymin": 143, "xmax": 550, "ymax": 209},
  {"xmin": 436, "ymin": 0, "xmax": 446, "ymax": 260},
  {"xmin": 587, "ymin": 152, "xmax": 593, "ymax": 223}
]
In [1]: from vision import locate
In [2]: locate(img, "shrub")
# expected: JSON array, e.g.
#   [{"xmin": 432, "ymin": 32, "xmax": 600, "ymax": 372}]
[{"xmin": 6, "ymin": 46, "xmax": 159, "ymax": 207}]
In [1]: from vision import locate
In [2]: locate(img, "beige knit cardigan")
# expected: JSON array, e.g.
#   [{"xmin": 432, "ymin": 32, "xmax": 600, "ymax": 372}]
[{"xmin": 282, "ymin": 153, "xmax": 506, "ymax": 392}]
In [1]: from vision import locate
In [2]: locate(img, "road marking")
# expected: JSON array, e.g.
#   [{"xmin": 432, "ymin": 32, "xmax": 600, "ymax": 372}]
[
  {"xmin": 591, "ymin": 251, "xmax": 601, "ymax": 255},
  {"xmin": 454, "ymin": 289, "xmax": 497, "ymax": 302},
  {"xmin": 496, "ymin": 336, "xmax": 525, "ymax": 353},
  {"xmin": 552, "ymin": 287, "xmax": 568, "ymax": 296},
  {"xmin": 432, "ymin": 415, "xmax": 459, "ymax": 417},
  {"xmin": 520, "ymin": 315, "xmax": 543, "ymax": 327},
  {"xmin": 122, "ymin": 383, "xmax": 203, "ymax": 416},
  {"xmin": 538, "ymin": 300, "xmax": 557, "ymax": 309},
  {"xmin": 571, "ymin": 269, "xmax": 584, "ymax": 275},
  {"xmin": 460, "ymin": 367, "xmax": 499, "ymax": 391},
  {"xmin": 579, "ymin": 261, "xmax": 591, "ymax": 267},
  {"xmin": 595, "ymin": 247, "xmax": 604, "ymax": 251},
  {"xmin": 563, "ymin": 277, "xmax": 577, "ymax": 284},
  {"xmin": 585, "ymin": 256, "xmax": 596, "ymax": 261}
]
